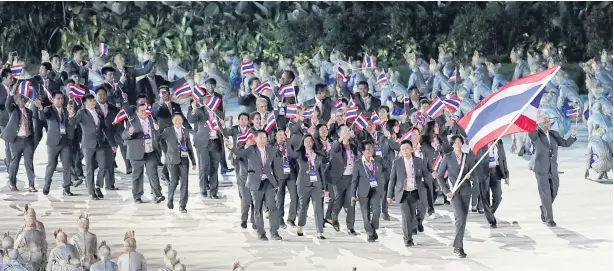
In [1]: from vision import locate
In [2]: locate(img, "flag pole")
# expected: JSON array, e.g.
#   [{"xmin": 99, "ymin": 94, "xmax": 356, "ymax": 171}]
[{"xmin": 450, "ymin": 67, "xmax": 561, "ymax": 194}]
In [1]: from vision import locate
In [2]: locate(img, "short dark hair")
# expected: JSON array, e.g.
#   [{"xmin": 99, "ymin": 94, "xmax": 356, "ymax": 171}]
[
  {"xmin": 101, "ymin": 66, "xmax": 115, "ymax": 75},
  {"xmin": 400, "ymin": 140, "xmax": 413, "ymax": 148},
  {"xmin": 357, "ymin": 81, "xmax": 369, "ymax": 88},
  {"xmin": 420, "ymin": 99, "xmax": 430, "ymax": 106},
  {"xmin": 339, "ymin": 97, "xmax": 349, "ymax": 106},
  {"xmin": 41, "ymin": 62, "xmax": 52, "ymax": 72},
  {"xmin": 136, "ymin": 94, "xmax": 148, "ymax": 101},
  {"xmin": 315, "ymin": 83, "xmax": 327, "ymax": 95},
  {"xmin": 95, "ymin": 86, "xmax": 107, "ymax": 94},
  {"xmin": 82, "ymin": 93, "xmax": 96, "ymax": 103},
  {"xmin": 136, "ymin": 103, "xmax": 147, "ymax": 111},
  {"xmin": 205, "ymin": 78, "xmax": 217, "ymax": 86},
  {"xmin": 255, "ymin": 129, "xmax": 267, "ymax": 137},
  {"xmin": 284, "ymin": 70, "xmax": 295, "ymax": 82},
  {"xmin": 238, "ymin": 112, "xmax": 250, "ymax": 121},
  {"xmin": 451, "ymin": 135, "xmax": 464, "ymax": 145},
  {"xmin": 51, "ymin": 55, "xmax": 61, "ymax": 61},
  {"xmin": 172, "ymin": 111, "xmax": 183, "ymax": 117},
  {"xmin": 361, "ymin": 140, "xmax": 373, "ymax": 151},
  {"xmin": 249, "ymin": 111, "xmax": 261, "ymax": 121},
  {"xmin": 247, "ymin": 77, "xmax": 260, "ymax": 87},
  {"xmin": 72, "ymin": 45, "xmax": 85, "ymax": 56},
  {"xmin": 378, "ymin": 105, "xmax": 389, "ymax": 113},
  {"xmin": 1, "ymin": 68, "xmax": 12, "ymax": 79},
  {"xmin": 52, "ymin": 90, "xmax": 64, "ymax": 98}
]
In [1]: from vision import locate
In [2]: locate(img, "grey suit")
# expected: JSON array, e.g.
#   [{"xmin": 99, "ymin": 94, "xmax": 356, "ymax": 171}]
[
  {"xmin": 528, "ymin": 127, "xmax": 576, "ymax": 223},
  {"xmin": 187, "ymin": 105, "xmax": 223, "ymax": 197},
  {"xmin": 232, "ymin": 145, "xmax": 280, "ymax": 236},
  {"xmin": 351, "ymin": 156, "xmax": 386, "ymax": 235},
  {"xmin": 288, "ymin": 148, "xmax": 326, "ymax": 234},
  {"xmin": 388, "ymin": 156, "xmax": 429, "ymax": 242},
  {"xmin": 475, "ymin": 141, "xmax": 509, "ymax": 224},
  {"xmin": 329, "ymin": 140, "xmax": 359, "ymax": 230},
  {"xmin": 70, "ymin": 108, "xmax": 117, "ymax": 196},
  {"xmin": 160, "ymin": 126, "xmax": 196, "ymax": 209},
  {"xmin": 271, "ymin": 142, "xmax": 298, "ymax": 224},
  {"xmin": 0, "ymin": 84, "xmax": 12, "ymax": 165},
  {"xmin": 0, "ymin": 95, "xmax": 35, "ymax": 187},
  {"xmin": 303, "ymin": 97, "xmax": 334, "ymax": 123},
  {"xmin": 122, "ymin": 117, "xmax": 163, "ymax": 200},
  {"xmin": 437, "ymin": 152, "xmax": 475, "ymax": 249},
  {"xmin": 226, "ymin": 125, "xmax": 255, "ymax": 225},
  {"xmin": 40, "ymin": 105, "xmax": 75, "ymax": 191}
]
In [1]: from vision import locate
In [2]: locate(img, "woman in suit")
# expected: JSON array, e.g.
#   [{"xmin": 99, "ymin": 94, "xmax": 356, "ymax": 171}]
[
  {"xmin": 381, "ymin": 119, "xmax": 402, "ymax": 220},
  {"xmin": 421, "ymin": 120, "xmax": 451, "ymax": 206},
  {"xmin": 313, "ymin": 123, "xmax": 335, "ymax": 226},
  {"xmin": 288, "ymin": 134, "xmax": 327, "ymax": 239}
]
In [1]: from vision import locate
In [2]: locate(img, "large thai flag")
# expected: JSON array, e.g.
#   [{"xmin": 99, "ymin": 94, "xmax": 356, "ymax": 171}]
[
  {"xmin": 285, "ymin": 104, "xmax": 297, "ymax": 119},
  {"xmin": 458, "ymin": 66, "xmax": 560, "ymax": 154},
  {"xmin": 205, "ymin": 95, "xmax": 222, "ymax": 112},
  {"xmin": 241, "ymin": 61, "xmax": 254, "ymax": 75},
  {"xmin": 17, "ymin": 81, "xmax": 33, "ymax": 99},
  {"xmin": 425, "ymin": 97, "xmax": 445, "ymax": 118},
  {"xmin": 254, "ymin": 81, "xmax": 272, "ymax": 95},
  {"xmin": 362, "ymin": 55, "xmax": 376, "ymax": 69},
  {"xmin": 353, "ymin": 113, "xmax": 368, "ymax": 131},
  {"xmin": 443, "ymin": 97, "xmax": 462, "ymax": 112},
  {"xmin": 99, "ymin": 43, "xmax": 109, "ymax": 57},
  {"xmin": 376, "ymin": 70, "xmax": 388, "ymax": 85},
  {"xmin": 345, "ymin": 106, "xmax": 359, "ymax": 121},
  {"xmin": 68, "ymin": 83, "xmax": 86, "ymax": 99},
  {"xmin": 10, "ymin": 64, "xmax": 24, "ymax": 77},
  {"xmin": 264, "ymin": 113, "xmax": 276, "ymax": 132},
  {"xmin": 173, "ymin": 83, "xmax": 192, "ymax": 98},
  {"xmin": 278, "ymin": 84, "xmax": 296, "ymax": 98},
  {"xmin": 192, "ymin": 83, "xmax": 206, "ymax": 100},
  {"xmin": 112, "ymin": 108, "xmax": 128, "ymax": 125}
]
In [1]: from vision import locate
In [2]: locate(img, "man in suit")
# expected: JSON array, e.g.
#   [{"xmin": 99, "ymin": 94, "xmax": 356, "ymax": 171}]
[
  {"xmin": 475, "ymin": 140, "xmax": 509, "ymax": 228},
  {"xmin": 65, "ymin": 73, "xmax": 86, "ymax": 181},
  {"xmin": 328, "ymin": 126, "xmax": 359, "ymax": 235},
  {"xmin": 271, "ymin": 129, "xmax": 298, "ymax": 229},
  {"xmin": 1, "ymin": 94, "xmax": 40, "ymax": 191},
  {"xmin": 135, "ymin": 66, "xmax": 178, "ymax": 105},
  {"xmin": 68, "ymin": 93, "xmax": 117, "ymax": 200},
  {"xmin": 122, "ymin": 103, "xmax": 165, "ymax": 204},
  {"xmin": 95, "ymin": 87, "xmax": 121, "ymax": 190},
  {"xmin": 340, "ymin": 81, "xmax": 381, "ymax": 115},
  {"xmin": 201, "ymin": 78, "xmax": 233, "ymax": 175},
  {"xmin": 238, "ymin": 77, "xmax": 273, "ymax": 114},
  {"xmin": 100, "ymin": 66, "xmax": 127, "ymax": 107},
  {"xmin": 160, "ymin": 112, "xmax": 197, "ymax": 213},
  {"xmin": 28, "ymin": 62, "xmax": 60, "ymax": 150},
  {"xmin": 225, "ymin": 130, "xmax": 282, "ymax": 241},
  {"xmin": 387, "ymin": 140, "xmax": 429, "ymax": 247},
  {"xmin": 351, "ymin": 141, "xmax": 387, "ymax": 242},
  {"xmin": 272, "ymin": 70, "xmax": 299, "ymax": 131},
  {"xmin": 304, "ymin": 83, "xmax": 333, "ymax": 123},
  {"xmin": 529, "ymin": 115, "xmax": 576, "ymax": 227},
  {"xmin": 0, "ymin": 68, "xmax": 15, "ymax": 167},
  {"xmin": 40, "ymin": 90, "xmax": 76, "ymax": 196},
  {"xmin": 113, "ymin": 53, "xmax": 155, "ymax": 105},
  {"xmin": 152, "ymin": 85, "xmax": 191, "ymax": 183},
  {"xmin": 62, "ymin": 45, "xmax": 90, "ymax": 84},
  {"xmin": 186, "ymin": 97, "xmax": 222, "ymax": 199},
  {"xmin": 437, "ymin": 135, "xmax": 475, "ymax": 258}
]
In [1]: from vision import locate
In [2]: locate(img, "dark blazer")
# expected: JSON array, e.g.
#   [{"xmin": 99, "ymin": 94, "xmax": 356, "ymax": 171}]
[
  {"xmin": 271, "ymin": 142, "xmax": 298, "ymax": 181},
  {"xmin": 382, "ymin": 136, "xmax": 400, "ymax": 165},
  {"xmin": 528, "ymin": 127, "xmax": 575, "ymax": 174},
  {"xmin": 328, "ymin": 139, "xmax": 360, "ymax": 179},
  {"xmin": 40, "ymin": 105, "xmax": 74, "ymax": 145},
  {"xmin": 351, "ymin": 156, "xmax": 387, "ymax": 198},
  {"xmin": 303, "ymin": 97, "xmax": 334, "ymax": 123},
  {"xmin": 387, "ymin": 155, "xmax": 429, "ymax": 202},
  {"xmin": 0, "ymin": 84, "xmax": 12, "ymax": 126},
  {"xmin": 287, "ymin": 148, "xmax": 325, "ymax": 188},
  {"xmin": 238, "ymin": 93, "xmax": 272, "ymax": 113},
  {"xmin": 96, "ymin": 103, "xmax": 121, "ymax": 136},
  {"xmin": 232, "ymin": 145, "xmax": 278, "ymax": 191},
  {"xmin": 122, "ymin": 117, "xmax": 160, "ymax": 160},
  {"xmin": 475, "ymin": 140, "xmax": 509, "ymax": 180},
  {"xmin": 135, "ymin": 74, "xmax": 185, "ymax": 105},
  {"xmin": 62, "ymin": 60, "xmax": 89, "ymax": 84},
  {"xmin": 186, "ymin": 105, "xmax": 216, "ymax": 148},
  {"xmin": 69, "ymin": 108, "xmax": 117, "ymax": 148},
  {"xmin": 340, "ymin": 84, "xmax": 381, "ymax": 115},
  {"xmin": 437, "ymin": 152, "xmax": 476, "ymax": 194},
  {"xmin": 159, "ymin": 126, "xmax": 196, "ymax": 166},
  {"xmin": 0, "ymin": 96, "xmax": 33, "ymax": 143},
  {"xmin": 115, "ymin": 62, "xmax": 155, "ymax": 104},
  {"xmin": 152, "ymin": 101, "xmax": 191, "ymax": 131}
]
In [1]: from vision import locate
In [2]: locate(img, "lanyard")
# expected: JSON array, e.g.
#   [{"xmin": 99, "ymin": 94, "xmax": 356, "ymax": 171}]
[
  {"xmin": 175, "ymin": 128, "xmax": 186, "ymax": 146},
  {"xmin": 306, "ymin": 151, "xmax": 316, "ymax": 170},
  {"xmin": 362, "ymin": 158, "xmax": 376, "ymax": 178}
]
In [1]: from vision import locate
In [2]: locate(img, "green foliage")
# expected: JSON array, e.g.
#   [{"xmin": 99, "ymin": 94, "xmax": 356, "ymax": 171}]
[{"xmin": 0, "ymin": 1, "xmax": 611, "ymax": 68}]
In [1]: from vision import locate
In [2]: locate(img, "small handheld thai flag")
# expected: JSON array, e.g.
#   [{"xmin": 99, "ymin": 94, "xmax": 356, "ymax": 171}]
[
  {"xmin": 376, "ymin": 71, "xmax": 389, "ymax": 85},
  {"xmin": 207, "ymin": 116, "xmax": 220, "ymax": 131},
  {"xmin": 353, "ymin": 113, "xmax": 368, "ymax": 131},
  {"xmin": 192, "ymin": 83, "xmax": 206, "ymax": 100},
  {"xmin": 403, "ymin": 95, "xmax": 410, "ymax": 105},
  {"xmin": 416, "ymin": 114, "xmax": 427, "ymax": 125},
  {"xmin": 254, "ymin": 81, "xmax": 272, "ymax": 95},
  {"xmin": 285, "ymin": 104, "xmax": 297, "ymax": 119},
  {"xmin": 349, "ymin": 98, "xmax": 357, "ymax": 107},
  {"xmin": 432, "ymin": 154, "xmax": 442, "ymax": 171},
  {"xmin": 264, "ymin": 113, "xmax": 277, "ymax": 132},
  {"xmin": 144, "ymin": 104, "xmax": 152, "ymax": 116},
  {"xmin": 333, "ymin": 99, "xmax": 343, "ymax": 110},
  {"xmin": 566, "ymin": 108, "xmax": 579, "ymax": 118},
  {"xmin": 278, "ymin": 84, "xmax": 296, "ymax": 98},
  {"xmin": 205, "ymin": 95, "xmax": 222, "ymax": 112},
  {"xmin": 391, "ymin": 106, "xmax": 405, "ymax": 116},
  {"xmin": 345, "ymin": 106, "xmax": 359, "ymax": 121},
  {"xmin": 98, "ymin": 43, "xmax": 109, "ymax": 57},
  {"xmin": 396, "ymin": 129, "xmax": 413, "ymax": 143},
  {"xmin": 241, "ymin": 61, "xmax": 255, "ymax": 75},
  {"xmin": 10, "ymin": 64, "xmax": 24, "ymax": 78},
  {"xmin": 362, "ymin": 55, "xmax": 376, "ymax": 69},
  {"xmin": 17, "ymin": 81, "xmax": 33, "ymax": 99},
  {"xmin": 303, "ymin": 106, "xmax": 315, "ymax": 119},
  {"xmin": 425, "ymin": 97, "xmax": 445, "ymax": 118},
  {"xmin": 443, "ymin": 97, "xmax": 462, "ymax": 112},
  {"xmin": 337, "ymin": 66, "xmax": 346, "ymax": 81},
  {"xmin": 68, "ymin": 83, "xmax": 86, "ymax": 99},
  {"xmin": 370, "ymin": 112, "xmax": 385, "ymax": 126},
  {"xmin": 42, "ymin": 84, "xmax": 53, "ymax": 102},
  {"xmin": 173, "ymin": 83, "xmax": 192, "ymax": 98},
  {"xmin": 112, "ymin": 108, "xmax": 128, "ymax": 125},
  {"xmin": 237, "ymin": 129, "xmax": 254, "ymax": 145}
]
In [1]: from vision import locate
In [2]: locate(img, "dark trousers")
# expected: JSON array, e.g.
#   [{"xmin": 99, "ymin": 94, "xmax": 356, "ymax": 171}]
[
  {"xmin": 480, "ymin": 169, "xmax": 503, "ymax": 224},
  {"xmin": 381, "ymin": 170, "xmax": 390, "ymax": 215},
  {"xmin": 238, "ymin": 184, "xmax": 255, "ymax": 224},
  {"xmin": 331, "ymin": 175, "xmax": 355, "ymax": 229},
  {"xmin": 0, "ymin": 125, "xmax": 11, "ymax": 167},
  {"xmin": 32, "ymin": 118, "xmax": 47, "ymax": 151},
  {"xmin": 414, "ymin": 183, "xmax": 428, "ymax": 229},
  {"xmin": 399, "ymin": 190, "xmax": 419, "ymax": 242},
  {"xmin": 83, "ymin": 147, "xmax": 106, "ymax": 195},
  {"xmin": 160, "ymin": 140, "xmax": 170, "ymax": 181},
  {"xmin": 94, "ymin": 147, "xmax": 116, "ymax": 188},
  {"xmin": 451, "ymin": 183, "xmax": 471, "ymax": 249},
  {"xmin": 358, "ymin": 188, "xmax": 382, "ymax": 234},
  {"xmin": 471, "ymin": 178, "xmax": 482, "ymax": 209},
  {"xmin": 536, "ymin": 171, "xmax": 559, "ymax": 223},
  {"xmin": 70, "ymin": 128, "xmax": 83, "ymax": 177},
  {"xmin": 424, "ymin": 176, "xmax": 435, "ymax": 213},
  {"xmin": 8, "ymin": 136, "xmax": 35, "ymax": 187},
  {"xmin": 277, "ymin": 178, "xmax": 298, "ymax": 223},
  {"xmin": 130, "ymin": 151, "xmax": 163, "ymax": 200},
  {"xmin": 43, "ymin": 140, "xmax": 72, "ymax": 190},
  {"xmin": 118, "ymin": 139, "xmax": 131, "ymax": 172},
  {"xmin": 297, "ymin": 184, "xmax": 324, "ymax": 233},
  {"xmin": 251, "ymin": 181, "xmax": 280, "ymax": 236},
  {"xmin": 168, "ymin": 158, "xmax": 190, "ymax": 209},
  {"xmin": 197, "ymin": 141, "xmax": 222, "ymax": 196}
]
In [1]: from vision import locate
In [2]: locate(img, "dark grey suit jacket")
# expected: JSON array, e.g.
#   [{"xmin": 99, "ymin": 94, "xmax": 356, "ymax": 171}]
[
  {"xmin": 186, "ymin": 105, "xmax": 221, "ymax": 148},
  {"xmin": 528, "ymin": 127, "xmax": 576, "ymax": 174},
  {"xmin": 328, "ymin": 139, "xmax": 360, "ymax": 180},
  {"xmin": 303, "ymin": 97, "xmax": 333, "ymax": 123},
  {"xmin": 122, "ymin": 117, "xmax": 161, "ymax": 160},
  {"xmin": 340, "ymin": 84, "xmax": 381, "ymax": 115},
  {"xmin": 287, "ymin": 148, "xmax": 325, "ymax": 188},
  {"xmin": 475, "ymin": 140, "xmax": 509, "ymax": 179},
  {"xmin": 232, "ymin": 145, "xmax": 277, "ymax": 191},
  {"xmin": 40, "ymin": 105, "xmax": 74, "ymax": 145},
  {"xmin": 0, "ymin": 84, "xmax": 11, "ymax": 126},
  {"xmin": 0, "ymin": 96, "xmax": 33, "ymax": 143},
  {"xmin": 437, "ymin": 152, "xmax": 475, "ymax": 194},
  {"xmin": 351, "ymin": 156, "xmax": 387, "ymax": 198},
  {"xmin": 159, "ymin": 127, "xmax": 196, "ymax": 166},
  {"xmin": 387, "ymin": 156, "xmax": 429, "ymax": 202},
  {"xmin": 152, "ymin": 101, "xmax": 191, "ymax": 131},
  {"xmin": 270, "ymin": 142, "xmax": 297, "ymax": 181},
  {"xmin": 69, "ymin": 108, "xmax": 116, "ymax": 149}
]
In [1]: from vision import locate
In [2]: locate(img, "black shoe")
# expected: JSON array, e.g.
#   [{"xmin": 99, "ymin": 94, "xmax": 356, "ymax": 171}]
[
  {"xmin": 490, "ymin": 222, "xmax": 497, "ymax": 228},
  {"xmin": 373, "ymin": 231, "xmax": 379, "ymax": 240},
  {"xmin": 382, "ymin": 213, "xmax": 391, "ymax": 221},
  {"xmin": 332, "ymin": 221, "xmax": 340, "ymax": 232},
  {"xmin": 453, "ymin": 247, "xmax": 467, "ymax": 258},
  {"xmin": 367, "ymin": 235, "xmax": 375, "ymax": 242},
  {"xmin": 280, "ymin": 220, "xmax": 287, "ymax": 229},
  {"xmin": 179, "ymin": 208, "xmax": 187, "ymax": 213},
  {"xmin": 540, "ymin": 206, "xmax": 546, "ymax": 222},
  {"xmin": 405, "ymin": 240, "xmax": 414, "ymax": 247},
  {"xmin": 443, "ymin": 200, "xmax": 451, "ymax": 205},
  {"xmin": 201, "ymin": 191, "xmax": 208, "ymax": 197},
  {"xmin": 134, "ymin": 198, "xmax": 144, "ymax": 204},
  {"xmin": 167, "ymin": 202, "xmax": 174, "ymax": 210},
  {"xmin": 258, "ymin": 234, "xmax": 268, "ymax": 241},
  {"xmin": 72, "ymin": 179, "xmax": 83, "ymax": 187},
  {"xmin": 324, "ymin": 219, "xmax": 333, "ymax": 227},
  {"xmin": 427, "ymin": 209, "xmax": 434, "ymax": 216},
  {"xmin": 316, "ymin": 235, "xmax": 326, "ymax": 240},
  {"xmin": 287, "ymin": 220, "xmax": 296, "ymax": 227},
  {"xmin": 478, "ymin": 209, "xmax": 484, "ymax": 214},
  {"xmin": 252, "ymin": 224, "xmax": 257, "ymax": 230},
  {"xmin": 209, "ymin": 195, "xmax": 220, "ymax": 199},
  {"xmin": 240, "ymin": 221, "xmax": 247, "ymax": 229},
  {"xmin": 347, "ymin": 229, "xmax": 358, "ymax": 236},
  {"xmin": 62, "ymin": 189, "xmax": 74, "ymax": 196},
  {"xmin": 125, "ymin": 168, "xmax": 132, "ymax": 175},
  {"xmin": 418, "ymin": 223, "xmax": 424, "ymax": 233},
  {"xmin": 225, "ymin": 168, "xmax": 235, "ymax": 173},
  {"xmin": 95, "ymin": 188, "xmax": 104, "ymax": 199},
  {"xmin": 297, "ymin": 230, "xmax": 304, "ymax": 236},
  {"xmin": 546, "ymin": 221, "xmax": 557, "ymax": 227},
  {"xmin": 90, "ymin": 195, "xmax": 100, "ymax": 200},
  {"xmin": 412, "ymin": 229, "xmax": 418, "ymax": 235},
  {"xmin": 271, "ymin": 233, "xmax": 283, "ymax": 241},
  {"xmin": 471, "ymin": 207, "xmax": 478, "ymax": 213},
  {"xmin": 43, "ymin": 186, "xmax": 50, "ymax": 195},
  {"xmin": 155, "ymin": 196, "xmax": 165, "ymax": 204},
  {"xmin": 105, "ymin": 186, "xmax": 119, "ymax": 191}
]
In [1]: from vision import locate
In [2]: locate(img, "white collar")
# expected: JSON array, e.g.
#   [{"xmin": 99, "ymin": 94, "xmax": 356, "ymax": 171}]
[{"xmin": 362, "ymin": 155, "xmax": 373, "ymax": 164}]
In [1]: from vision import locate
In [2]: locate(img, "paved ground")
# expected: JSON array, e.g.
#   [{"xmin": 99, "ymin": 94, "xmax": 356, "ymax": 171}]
[{"xmin": 0, "ymin": 100, "xmax": 611, "ymax": 270}]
